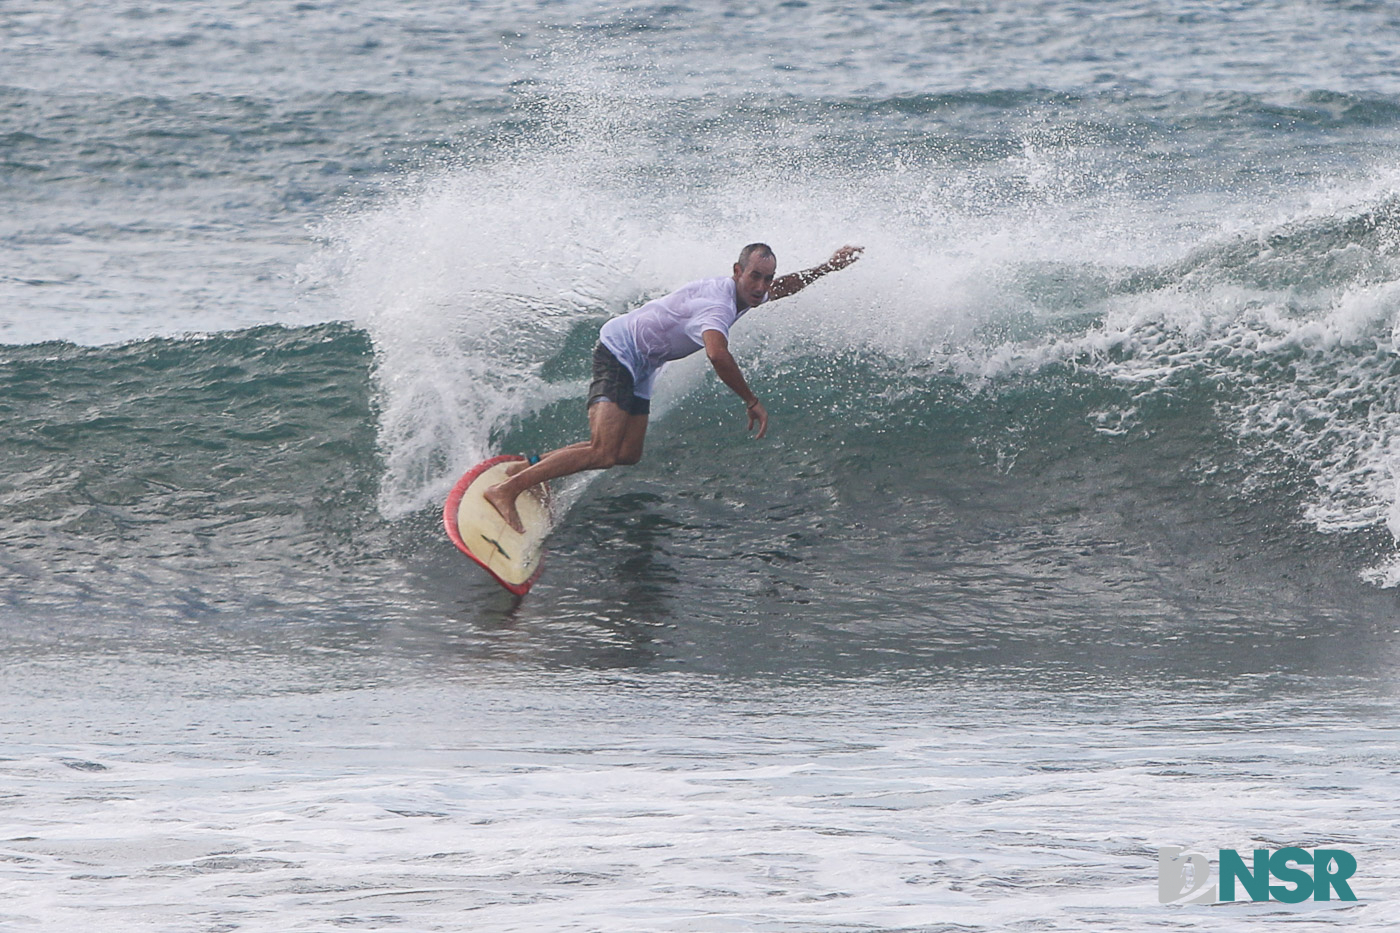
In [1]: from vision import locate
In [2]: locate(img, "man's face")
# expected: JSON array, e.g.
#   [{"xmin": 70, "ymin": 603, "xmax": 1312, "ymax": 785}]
[{"xmin": 733, "ymin": 254, "xmax": 777, "ymax": 309}]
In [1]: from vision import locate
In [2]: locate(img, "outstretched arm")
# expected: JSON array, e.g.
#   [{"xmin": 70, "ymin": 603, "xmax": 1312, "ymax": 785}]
[
  {"xmin": 768, "ymin": 244, "xmax": 864, "ymax": 301},
  {"xmin": 702, "ymin": 329, "xmax": 768, "ymax": 439}
]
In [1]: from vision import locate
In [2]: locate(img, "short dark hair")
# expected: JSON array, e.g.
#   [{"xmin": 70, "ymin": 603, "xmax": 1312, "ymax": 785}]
[{"xmin": 736, "ymin": 242, "xmax": 776, "ymax": 268}]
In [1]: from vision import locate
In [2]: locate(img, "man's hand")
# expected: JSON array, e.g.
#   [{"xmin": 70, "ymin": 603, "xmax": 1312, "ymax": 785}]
[
  {"xmin": 826, "ymin": 244, "xmax": 864, "ymax": 271},
  {"xmin": 746, "ymin": 399, "xmax": 768, "ymax": 439}
]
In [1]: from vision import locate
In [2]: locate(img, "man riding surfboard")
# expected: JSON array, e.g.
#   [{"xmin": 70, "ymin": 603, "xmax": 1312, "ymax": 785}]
[{"xmin": 484, "ymin": 243, "xmax": 864, "ymax": 533}]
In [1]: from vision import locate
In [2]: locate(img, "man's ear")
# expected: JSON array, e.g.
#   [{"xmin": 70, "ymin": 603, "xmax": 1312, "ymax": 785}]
[{"xmin": 733, "ymin": 263, "xmax": 742, "ymax": 276}]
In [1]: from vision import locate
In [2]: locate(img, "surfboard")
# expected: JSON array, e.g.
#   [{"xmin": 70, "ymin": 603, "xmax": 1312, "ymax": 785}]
[{"xmin": 443, "ymin": 454, "xmax": 552, "ymax": 596}]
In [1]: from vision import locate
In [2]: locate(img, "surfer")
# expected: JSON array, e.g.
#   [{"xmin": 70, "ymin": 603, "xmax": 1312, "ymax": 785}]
[{"xmin": 484, "ymin": 243, "xmax": 864, "ymax": 533}]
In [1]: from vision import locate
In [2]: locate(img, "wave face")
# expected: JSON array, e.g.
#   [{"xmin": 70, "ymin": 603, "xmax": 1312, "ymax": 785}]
[
  {"xmin": 0, "ymin": 324, "xmax": 392, "ymax": 626},
  {"xmin": 7, "ymin": 224, "xmax": 1400, "ymax": 677}
]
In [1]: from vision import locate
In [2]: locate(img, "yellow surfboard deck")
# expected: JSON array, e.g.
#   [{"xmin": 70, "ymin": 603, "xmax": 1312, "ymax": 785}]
[{"xmin": 443, "ymin": 455, "xmax": 552, "ymax": 595}]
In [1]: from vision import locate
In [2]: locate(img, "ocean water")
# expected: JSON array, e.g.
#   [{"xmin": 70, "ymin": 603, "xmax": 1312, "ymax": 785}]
[{"xmin": 4, "ymin": 1, "xmax": 1400, "ymax": 929}]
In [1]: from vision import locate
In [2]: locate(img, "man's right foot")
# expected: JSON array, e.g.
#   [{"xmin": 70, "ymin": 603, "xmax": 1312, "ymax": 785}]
[{"xmin": 482, "ymin": 483, "xmax": 525, "ymax": 534}]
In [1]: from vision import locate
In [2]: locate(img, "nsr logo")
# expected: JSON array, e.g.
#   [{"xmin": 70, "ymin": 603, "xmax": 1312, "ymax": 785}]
[{"xmin": 1158, "ymin": 847, "xmax": 1358, "ymax": 904}]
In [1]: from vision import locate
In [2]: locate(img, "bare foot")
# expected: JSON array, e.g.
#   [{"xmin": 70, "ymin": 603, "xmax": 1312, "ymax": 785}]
[{"xmin": 483, "ymin": 482, "xmax": 525, "ymax": 534}]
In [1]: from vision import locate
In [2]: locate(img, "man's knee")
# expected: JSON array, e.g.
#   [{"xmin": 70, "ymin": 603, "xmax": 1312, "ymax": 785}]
[
  {"xmin": 583, "ymin": 445, "xmax": 621, "ymax": 470},
  {"xmin": 589, "ymin": 450, "xmax": 641, "ymax": 469}
]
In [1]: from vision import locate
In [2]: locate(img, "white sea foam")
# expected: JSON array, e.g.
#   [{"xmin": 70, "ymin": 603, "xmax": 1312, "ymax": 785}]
[
  {"xmin": 2, "ymin": 664, "xmax": 1396, "ymax": 932},
  {"xmin": 888, "ymin": 184, "xmax": 1400, "ymax": 581},
  {"xmin": 315, "ymin": 47, "xmax": 1195, "ymax": 520}
]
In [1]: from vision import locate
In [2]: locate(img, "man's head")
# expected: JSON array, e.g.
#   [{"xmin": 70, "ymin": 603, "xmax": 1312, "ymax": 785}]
[{"xmin": 733, "ymin": 242, "xmax": 777, "ymax": 309}]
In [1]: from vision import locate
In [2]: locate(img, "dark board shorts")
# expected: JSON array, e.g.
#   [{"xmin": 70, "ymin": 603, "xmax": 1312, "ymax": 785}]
[{"xmin": 587, "ymin": 343, "xmax": 651, "ymax": 416}]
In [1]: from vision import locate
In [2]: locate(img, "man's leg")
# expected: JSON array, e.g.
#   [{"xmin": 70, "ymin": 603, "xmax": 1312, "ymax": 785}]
[
  {"xmin": 484, "ymin": 400, "xmax": 645, "ymax": 533},
  {"xmin": 511, "ymin": 413, "xmax": 646, "ymax": 472},
  {"xmin": 512, "ymin": 414, "xmax": 646, "ymax": 471},
  {"xmin": 613, "ymin": 410, "xmax": 648, "ymax": 465}
]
